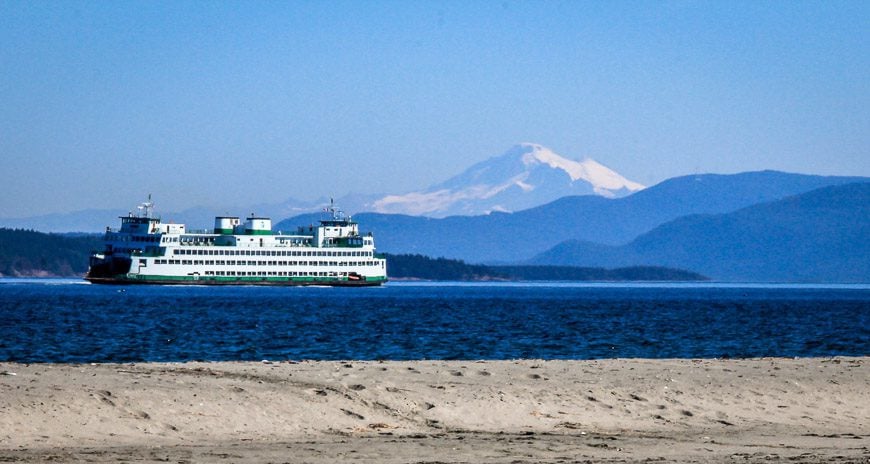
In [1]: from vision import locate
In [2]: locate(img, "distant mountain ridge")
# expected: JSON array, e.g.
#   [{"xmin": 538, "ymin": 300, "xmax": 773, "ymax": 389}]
[
  {"xmin": 529, "ymin": 182, "xmax": 870, "ymax": 282},
  {"xmin": 369, "ymin": 143, "xmax": 644, "ymax": 216},
  {"xmin": 0, "ymin": 143, "xmax": 641, "ymax": 231},
  {"xmin": 275, "ymin": 171, "xmax": 868, "ymax": 264}
]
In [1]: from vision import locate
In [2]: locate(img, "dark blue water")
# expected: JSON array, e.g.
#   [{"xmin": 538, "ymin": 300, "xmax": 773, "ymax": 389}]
[{"xmin": 1, "ymin": 279, "xmax": 868, "ymax": 363}]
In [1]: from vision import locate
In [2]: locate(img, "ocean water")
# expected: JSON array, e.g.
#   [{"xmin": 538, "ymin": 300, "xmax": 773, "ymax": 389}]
[{"xmin": 0, "ymin": 279, "xmax": 868, "ymax": 363}]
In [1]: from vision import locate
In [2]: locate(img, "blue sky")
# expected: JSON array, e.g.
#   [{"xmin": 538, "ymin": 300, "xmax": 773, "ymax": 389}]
[{"xmin": 1, "ymin": 1, "xmax": 867, "ymax": 216}]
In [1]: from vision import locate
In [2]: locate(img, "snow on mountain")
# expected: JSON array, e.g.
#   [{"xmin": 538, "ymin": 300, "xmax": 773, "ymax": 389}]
[
  {"xmin": 2, "ymin": 144, "xmax": 643, "ymax": 231},
  {"xmin": 369, "ymin": 143, "xmax": 644, "ymax": 217}
]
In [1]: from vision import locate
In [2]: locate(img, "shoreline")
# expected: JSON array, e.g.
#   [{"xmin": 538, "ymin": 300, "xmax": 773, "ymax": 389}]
[{"xmin": 1, "ymin": 357, "xmax": 867, "ymax": 463}]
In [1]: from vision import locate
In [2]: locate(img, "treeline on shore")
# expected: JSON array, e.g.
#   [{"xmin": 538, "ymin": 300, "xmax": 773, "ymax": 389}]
[
  {"xmin": 0, "ymin": 228, "xmax": 102, "ymax": 277},
  {"xmin": 0, "ymin": 228, "xmax": 707, "ymax": 281},
  {"xmin": 384, "ymin": 253, "xmax": 708, "ymax": 282}
]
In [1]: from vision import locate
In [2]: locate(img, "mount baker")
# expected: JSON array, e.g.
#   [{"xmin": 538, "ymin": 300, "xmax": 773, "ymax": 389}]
[{"xmin": 364, "ymin": 143, "xmax": 644, "ymax": 217}]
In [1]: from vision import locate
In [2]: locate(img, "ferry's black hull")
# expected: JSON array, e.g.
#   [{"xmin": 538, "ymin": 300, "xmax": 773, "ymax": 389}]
[{"xmin": 86, "ymin": 257, "xmax": 131, "ymax": 279}]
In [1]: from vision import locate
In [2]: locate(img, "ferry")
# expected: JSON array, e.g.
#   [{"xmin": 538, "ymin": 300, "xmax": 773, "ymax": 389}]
[{"xmin": 85, "ymin": 196, "xmax": 388, "ymax": 286}]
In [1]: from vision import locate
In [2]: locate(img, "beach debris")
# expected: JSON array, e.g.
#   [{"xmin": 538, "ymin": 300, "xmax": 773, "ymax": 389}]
[
  {"xmin": 0, "ymin": 371, "xmax": 16, "ymax": 376},
  {"xmin": 368, "ymin": 422, "xmax": 397, "ymax": 430}
]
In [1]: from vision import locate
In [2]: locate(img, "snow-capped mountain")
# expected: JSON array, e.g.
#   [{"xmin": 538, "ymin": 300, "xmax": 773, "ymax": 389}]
[
  {"xmin": 2, "ymin": 144, "xmax": 643, "ymax": 231},
  {"xmin": 368, "ymin": 143, "xmax": 645, "ymax": 217}
]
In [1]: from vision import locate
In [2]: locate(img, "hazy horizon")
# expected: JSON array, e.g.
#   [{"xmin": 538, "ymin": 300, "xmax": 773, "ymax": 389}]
[{"xmin": 2, "ymin": 2, "xmax": 868, "ymax": 217}]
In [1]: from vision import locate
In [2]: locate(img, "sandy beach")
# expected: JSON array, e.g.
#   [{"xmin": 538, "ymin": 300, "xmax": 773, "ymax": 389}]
[{"xmin": 0, "ymin": 357, "xmax": 867, "ymax": 463}]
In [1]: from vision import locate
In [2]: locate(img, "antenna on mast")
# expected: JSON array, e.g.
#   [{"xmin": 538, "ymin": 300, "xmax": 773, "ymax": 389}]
[{"xmin": 137, "ymin": 194, "xmax": 154, "ymax": 218}]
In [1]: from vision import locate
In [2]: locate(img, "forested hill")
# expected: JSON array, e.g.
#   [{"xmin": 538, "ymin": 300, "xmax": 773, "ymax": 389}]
[
  {"xmin": 0, "ymin": 230, "xmax": 706, "ymax": 281},
  {"xmin": 0, "ymin": 229, "xmax": 101, "ymax": 277},
  {"xmin": 385, "ymin": 254, "xmax": 707, "ymax": 282}
]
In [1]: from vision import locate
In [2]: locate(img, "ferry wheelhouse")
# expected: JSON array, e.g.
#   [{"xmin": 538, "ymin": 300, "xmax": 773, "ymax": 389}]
[{"xmin": 85, "ymin": 197, "xmax": 387, "ymax": 286}]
